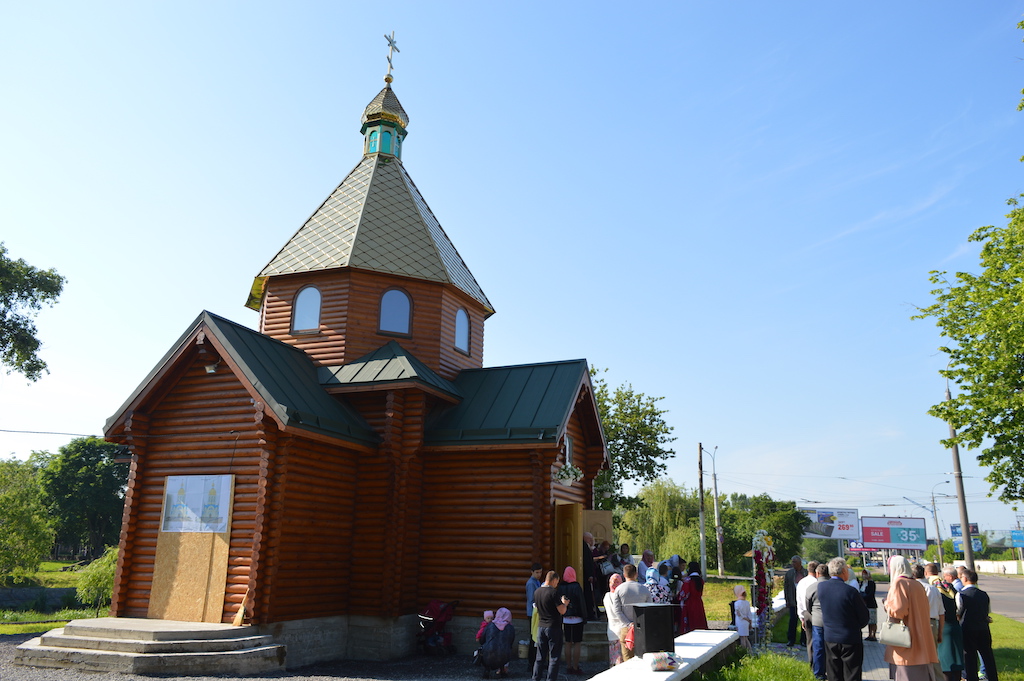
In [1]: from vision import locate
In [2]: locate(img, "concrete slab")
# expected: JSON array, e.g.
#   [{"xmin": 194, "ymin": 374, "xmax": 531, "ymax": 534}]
[
  {"xmin": 62, "ymin": 617, "xmax": 258, "ymax": 641},
  {"xmin": 40, "ymin": 628, "xmax": 275, "ymax": 653},
  {"xmin": 591, "ymin": 630, "xmax": 739, "ymax": 681}
]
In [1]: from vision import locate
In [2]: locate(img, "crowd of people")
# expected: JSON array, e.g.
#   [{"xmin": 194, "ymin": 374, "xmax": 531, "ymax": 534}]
[
  {"xmin": 520, "ymin": 537, "xmax": 710, "ymax": 681},
  {"xmin": 483, "ymin": 544, "xmax": 1004, "ymax": 681},
  {"xmin": 790, "ymin": 554, "xmax": 999, "ymax": 681}
]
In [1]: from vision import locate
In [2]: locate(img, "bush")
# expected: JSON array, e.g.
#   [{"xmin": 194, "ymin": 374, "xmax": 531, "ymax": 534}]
[{"xmin": 76, "ymin": 546, "xmax": 117, "ymax": 615}]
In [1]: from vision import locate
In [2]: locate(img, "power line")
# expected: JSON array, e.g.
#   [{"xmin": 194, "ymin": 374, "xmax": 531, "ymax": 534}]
[{"xmin": 0, "ymin": 428, "xmax": 98, "ymax": 437}]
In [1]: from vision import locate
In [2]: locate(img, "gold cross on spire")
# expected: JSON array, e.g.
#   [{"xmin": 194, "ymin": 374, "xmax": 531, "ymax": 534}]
[{"xmin": 384, "ymin": 31, "xmax": 399, "ymax": 82}]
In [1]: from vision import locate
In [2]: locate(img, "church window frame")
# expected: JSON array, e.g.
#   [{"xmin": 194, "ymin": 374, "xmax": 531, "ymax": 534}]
[
  {"xmin": 368, "ymin": 129, "xmax": 379, "ymax": 153},
  {"xmin": 379, "ymin": 287, "xmax": 412, "ymax": 336},
  {"xmin": 454, "ymin": 308, "xmax": 471, "ymax": 355},
  {"xmin": 291, "ymin": 285, "xmax": 322, "ymax": 334}
]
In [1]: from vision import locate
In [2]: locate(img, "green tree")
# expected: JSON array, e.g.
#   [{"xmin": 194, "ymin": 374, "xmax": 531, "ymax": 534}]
[
  {"xmin": 0, "ymin": 458, "xmax": 54, "ymax": 577},
  {"xmin": 802, "ymin": 537, "xmax": 841, "ymax": 564},
  {"xmin": 76, "ymin": 546, "xmax": 118, "ymax": 615},
  {"xmin": 619, "ymin": 479, "xmax": 700, "ymax": 560},
  {"xmin": 37, "ymin": 437, "xmax": 129, "ymax": 559},
  {"xmin": 0, "ymin": 242, "xmax": 65, "ymax": 381},
  {"xmin": 591, "ymin": 368, "xmax": 676, "ymax": 511},
  {"xmin": 720, "ymin": 494, "xmax": 809, "ymax": 575},
  {"xmin": 913, "ymin": 197, "xmax": 1024, "ymax": 501}
]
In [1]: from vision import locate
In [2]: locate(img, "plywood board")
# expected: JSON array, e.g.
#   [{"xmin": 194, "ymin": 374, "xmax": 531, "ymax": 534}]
[{"xmin": 148, "ymin": 476, "xmax": 233, "ymax": 622}]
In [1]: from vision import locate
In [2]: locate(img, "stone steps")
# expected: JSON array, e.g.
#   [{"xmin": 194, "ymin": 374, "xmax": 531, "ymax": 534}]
[{"xmin": 14, "ymin": 618, "xmax": 287, "ymax": 676}]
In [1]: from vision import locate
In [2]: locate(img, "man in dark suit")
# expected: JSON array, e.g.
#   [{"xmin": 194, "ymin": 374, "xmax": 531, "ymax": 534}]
[
  {"xmin": 582, "ymin": 532, "xmax": 597, "ymax": 620},
  {"xmin": 817, "ymin": 557, "xmax": 869, "ymax": 681},
  {"xmin": 957, "ymin": 569, "xmax": 999, "ymax": 681}
]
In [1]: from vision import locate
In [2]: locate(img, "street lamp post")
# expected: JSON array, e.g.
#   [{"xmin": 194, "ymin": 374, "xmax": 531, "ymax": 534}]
[
  {"xmin": 931, "ymin": 480, "xmax": 950, "ymax": 566},
  {"xmin": 698, "ymin": 443, "xmax": 707, "ymax": 578}
]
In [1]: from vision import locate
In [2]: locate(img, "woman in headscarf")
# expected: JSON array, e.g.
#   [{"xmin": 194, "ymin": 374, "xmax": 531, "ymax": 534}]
[
  {"xmin": 603, "ymin": 573, "xmax": 626, "ymax": 667},
  {"xmin": 557, "ymin": 566, "xmax": 587, "ymax": 675},
  {"xmin": 645, "ymin": 567, "xmax": 672, "ymax": 604},
  {"xmin": 883, "ymin": 556, "xmax": 938, "ymax": 681},
  {"xmin": 478, "ymin": 607, "xmax": 515, "ymax": 679},
  {"xmin": 935, "ymin": 567, "xmax": 965, "ymax": 681},
  {"xmin": 680, "ymin": 561, "xmax": 708, "ymax": 632}
]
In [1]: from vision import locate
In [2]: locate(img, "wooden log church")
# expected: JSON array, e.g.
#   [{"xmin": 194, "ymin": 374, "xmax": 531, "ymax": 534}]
[{"xmin": 102, "ymin": 68, "xmax": 610, "ymax": 665}]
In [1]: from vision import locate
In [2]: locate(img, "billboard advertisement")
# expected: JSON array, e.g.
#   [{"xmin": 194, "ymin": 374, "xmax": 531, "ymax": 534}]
[
  {"xmin": 800, "ymin": 508, "xmax": 860, "ymax": 540},
  {"xmin": 952, "ymin": 537, "xmax": 983, "ymax": 553},
  {"xmin": 950, "ymin": 523, "xmax": 980, "ymax": 538},
  {"xmin": 860, "ymin": 516, "xmax": 928, "ymax": 550}
]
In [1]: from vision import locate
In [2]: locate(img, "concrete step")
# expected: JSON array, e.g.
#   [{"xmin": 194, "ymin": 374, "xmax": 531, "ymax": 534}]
[
  {"xmin": 40, "ymin": 628, "xmax": 276, "ymax": 653},
  {"xmin": 15, "ymin": 639, "xmax": 286, "ymax": 675},
  {"xmin": 63, "ymin": 617, "xmax": 259, "ymax": 641},
  {"xmin": 14, "ymin": 618, "xmax": 287, "ymax": 676}
]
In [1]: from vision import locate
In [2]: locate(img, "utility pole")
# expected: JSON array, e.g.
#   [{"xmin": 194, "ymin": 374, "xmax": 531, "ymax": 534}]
[
  {"xmin": 931, "ymin": 481, "xmax": 950, "ymax": 566},
  {"xmin": 946, "ymin": 382, "xmax": 975, "ymax": 570},
  {"xmin": 710, "ymin": 446, "xmax": 724, "ymax": 577},
  {"xmin": 698, "ymin": 442, "xmax": 707, "ymax": 578}
]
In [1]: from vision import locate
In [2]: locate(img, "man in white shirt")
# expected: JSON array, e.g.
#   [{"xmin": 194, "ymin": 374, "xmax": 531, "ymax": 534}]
[
  {"xmin": 796, "ymin": 560, "xmax": 820, "ymax": 669},
  {"xmin": 608, "ymin": 564, "xmax": 651, "ymax": 662}
]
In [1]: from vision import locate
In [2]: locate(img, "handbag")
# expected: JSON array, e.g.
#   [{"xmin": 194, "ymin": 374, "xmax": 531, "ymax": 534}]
[
  {"xmin": 601, "ymin": 560, "xmax": 616, "ymax": 576},
  {"xmin": 878, "ymin": 618, "xmax": 911, "ymax": 648}
]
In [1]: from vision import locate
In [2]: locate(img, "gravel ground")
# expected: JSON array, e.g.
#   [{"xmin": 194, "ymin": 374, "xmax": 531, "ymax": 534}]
[{"xmin": 0, "ymin": 634, "xmax": 604, "ymax": 681}]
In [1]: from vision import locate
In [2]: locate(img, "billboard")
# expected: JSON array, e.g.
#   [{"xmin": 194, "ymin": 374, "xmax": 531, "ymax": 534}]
[
  {"xmin": 950, "ymin": 523, "xmax": 980, "ymax": 538},
  {"xmin": 800, "ymin": 508, "xmax": 860, "ymax": 540},
  {"xmin": 860, "ymin": 516, "xmax": 928, "ymax": 550},
  {"xmin": 952, "ymin": 537, "xmax": 983, "ymax": 553}
]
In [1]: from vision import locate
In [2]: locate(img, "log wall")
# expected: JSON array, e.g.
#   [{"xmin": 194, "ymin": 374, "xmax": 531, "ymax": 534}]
[
  {"xmin": 419, "ymin": 448, "xmax": 544, "ymax": 619},
  {"xmin": 260, "ymin": 436, "xmax": 359, "ymax": 621},
  {"xmin": 260, "ymin": 269, "xmax": 487, "ymax": 379}
]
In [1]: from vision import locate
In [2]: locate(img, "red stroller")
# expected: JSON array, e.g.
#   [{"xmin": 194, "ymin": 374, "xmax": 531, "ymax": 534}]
[{"xmin": 417, "ymin": 599, "xmax": 459, "ymax": 655}]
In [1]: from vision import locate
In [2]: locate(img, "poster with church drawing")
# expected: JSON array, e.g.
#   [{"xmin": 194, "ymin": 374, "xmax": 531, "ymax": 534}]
[{"xmin": 160, "ymin": 475, "xmax": 233, "ymax": 533}]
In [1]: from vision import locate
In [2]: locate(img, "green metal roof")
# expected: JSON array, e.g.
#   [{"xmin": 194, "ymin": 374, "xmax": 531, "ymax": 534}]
[
  {"xmin": 105, "ymin": 311, "xmax": 379, "ymax": 446},
  {"xmin": 424, "ymin": 359, "xmax": 592, "ymax": 445},
  {"xmin": 318, "ymin": 340, "xmax": 462, "ymax": 400}
]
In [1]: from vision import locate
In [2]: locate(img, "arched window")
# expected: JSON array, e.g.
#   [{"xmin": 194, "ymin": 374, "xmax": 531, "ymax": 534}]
[
  {"xmin": 379, "ymin": 288, "xmax": 411, "ymax": 335},
  {"xmin": 369, "ymin": 130, "xmax": 379, "ymax": 153},
  {"xmin": 455, "ymin": 308, "xmax": 470, "ymax": 353},
  {"xmin": 382, "ymin": 131, "xmax": 392, "ymax": 154},
  {"xmin": 291, "ymin": 286, "xmax": 321, "ymax": 333}
]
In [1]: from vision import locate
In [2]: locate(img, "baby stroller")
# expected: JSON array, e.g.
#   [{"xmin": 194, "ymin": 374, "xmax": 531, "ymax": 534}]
[{"xmin": 417, "ymin": 598, "xmax": 459, "ymax": 655}]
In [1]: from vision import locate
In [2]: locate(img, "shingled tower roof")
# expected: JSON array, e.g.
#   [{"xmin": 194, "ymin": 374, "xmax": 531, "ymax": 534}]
[{"xmin": 249, "ymin": 83, "xmax": 492, "ymax": 314}]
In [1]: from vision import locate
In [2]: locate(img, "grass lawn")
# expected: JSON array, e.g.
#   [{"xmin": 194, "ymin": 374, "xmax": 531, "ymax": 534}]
[
  {"xmin": 697, "ymin": 650, "xmax": 816, "ymax": 681},
  {"xmin": 0, "ymin": 608, "xmax": 98, "ymax": 635},
  {"xmin": 0, "ymin": 561, "xmax": 82, "ymax": 589},
  {"xmin": 992, "ymin": 613, "xmax": 1024, "ymax": 681}
]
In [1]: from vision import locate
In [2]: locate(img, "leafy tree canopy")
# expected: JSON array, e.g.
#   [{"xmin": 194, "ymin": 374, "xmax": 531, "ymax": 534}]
[
  {"xmin": 0, "ymin": 458, "xmax": 54, "ymax": 577},
  {"xmin": 913, "ymin": 197, "xmax": 1024, "ymax": 502},
  {"xmin": 617, "ymin": 483, "xmax": 808, "ymax": 575},
  {"xmin": 35, "ymin": 437, "xmax": 129, "ymax": 559},
  {"xmin": 591, "ymin": 368, "xmax": 676, "ymax": 511},
  {"xmin": 0, "ymin": 242, "xmax": 66, "ymax": 381}
]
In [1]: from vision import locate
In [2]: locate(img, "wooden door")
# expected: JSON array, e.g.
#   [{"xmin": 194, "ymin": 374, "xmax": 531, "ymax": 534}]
[
  {"xmin": 583, "ymin": 509, "xmax": 614, "ymax": 548},
  {"xmin": 554, "ymin": 502, "xmax": 582, "ymax": 580}
]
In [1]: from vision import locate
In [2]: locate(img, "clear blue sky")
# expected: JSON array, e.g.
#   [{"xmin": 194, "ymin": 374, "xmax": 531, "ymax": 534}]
[{"xmin": 2, "ymin": 2, "xmax": 1023, "ymax": 539}]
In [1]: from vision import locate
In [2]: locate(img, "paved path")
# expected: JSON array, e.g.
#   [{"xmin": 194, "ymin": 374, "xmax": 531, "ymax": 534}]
[{"xmin": 976, "ymin": 573, "xmax": 1024, "ymax": 624}]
